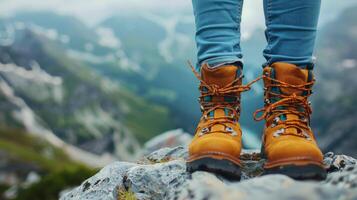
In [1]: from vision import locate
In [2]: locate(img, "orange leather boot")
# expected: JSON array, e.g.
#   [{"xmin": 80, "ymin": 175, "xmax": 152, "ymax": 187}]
[
  {"xmin": 187, "ymin": 63, "xmax": 249, "ymax": 180},
  {"xmin": 255, "ymin": 62, "xmax": 326, "ymax": 180}
]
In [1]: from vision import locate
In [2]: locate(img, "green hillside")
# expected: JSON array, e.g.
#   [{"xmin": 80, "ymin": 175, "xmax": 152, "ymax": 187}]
[{"xmin": 0, "ymin": 126, "xmax": 97, "ymax": 200}]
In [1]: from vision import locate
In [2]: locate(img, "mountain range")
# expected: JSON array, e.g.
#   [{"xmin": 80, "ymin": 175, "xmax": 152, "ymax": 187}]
[
  {"xmin": 0, "ymin": 5, "xmax": 357, "ymax": 167},
  {"xmin": 0, "ymin": 4, "xmax": 357, "ymax": 199}
]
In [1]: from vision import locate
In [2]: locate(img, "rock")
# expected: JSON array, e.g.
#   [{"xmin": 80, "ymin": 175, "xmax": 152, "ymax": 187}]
[
  {"xmin": 144, "ymin": 146, "xmax": 188, "ymax": 164},
  {"xmin": 324, "ymin": 152, "xmax": 357, "ymax": 172},
  {"xmin": 326, "ymin": 167, "xmax": 357, "ymax": 189},
  {"xmin": 60, "ymin": 162, "xmax": 135, "ymax": 200},
  {"xmin": 177, "ymin": 173, "xmax": 357, "ymax": 200},
  {"xmin": 143, "ymin": 129, "xmax": 192, "ymax": 154},
  {"xmin": 125, "ymin": 160, "xmax": 187, "ymax": 199},
  {"xmin": 61, "ymin": 147, "xmax": 357, "ymax": 200}
]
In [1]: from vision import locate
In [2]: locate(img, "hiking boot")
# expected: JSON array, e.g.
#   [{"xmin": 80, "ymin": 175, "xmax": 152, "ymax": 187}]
[
  {"xmin": 254, "ymin": 62, "xmax": 326, "ymax": 180},
  {"xmin": 187, "ymin": 63, "xmax": 250, "ymax": 180}
]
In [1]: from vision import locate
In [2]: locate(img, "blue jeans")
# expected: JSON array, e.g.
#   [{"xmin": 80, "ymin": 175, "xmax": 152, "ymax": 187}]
[{"xmin": 192, "ymin": 0, "xmax": 321, "ymax": 69}]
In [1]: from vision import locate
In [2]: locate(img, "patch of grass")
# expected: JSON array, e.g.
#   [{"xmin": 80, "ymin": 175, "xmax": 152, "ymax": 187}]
[
  {"xmin": 0, "ymin": 183, "xmax": 10, "ymax": 196},
  {"xmin": 0, "ymin": 126, "xmax": 74, "ymax": 171},
  {"xmin": 117, "ymin": 187, "xmax": 137, "ymax": 200},
  {"xmin": 16, "ymin": 165, "xmax": 96, "ymax": 200},
  {"xmin": 146, "ymin": 157, "xmax": 172, "ymax": 164}
]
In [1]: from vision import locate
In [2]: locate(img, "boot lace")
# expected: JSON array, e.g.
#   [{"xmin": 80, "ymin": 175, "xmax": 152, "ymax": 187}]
[
  {"xmin": 188, "ymin": 61, "xmax": 260, "ymax": 134},
  {"xmin": 253, "ymin": 75, "xmax": 315, "ymax": 139}
]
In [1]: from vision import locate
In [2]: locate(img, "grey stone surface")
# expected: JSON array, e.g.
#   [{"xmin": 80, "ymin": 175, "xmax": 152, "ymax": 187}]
[
  {"xmin": 60, "ymin": 162, "xmax": 134, "ymax": 200},
  {"xmin": 144, "ymin": 146, "xmax": 188, "ymax": 163},
  {"xmin": 143, "ymin": 129, "xmax": 192, "ymax": 154},
  {"xmin": 61, "ymin": 147, "xmax": 357, "ymax": 200},
  {"xmin": 177, "ymin": 173, "xmax": 357, "ymax": 200},
  {"xmin": 126, "ymin": 160, "xmax": 187, "ymax": 200}
]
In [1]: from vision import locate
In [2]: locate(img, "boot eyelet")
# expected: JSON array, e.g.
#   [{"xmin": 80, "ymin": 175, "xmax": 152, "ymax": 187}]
[
  {"xmin": 225, "ymin": 126, "xmax": 233, "ymax": 132},
  {"xmin": 225, "ymin": 126, "xmax": 237, "ymax": 136},
  {"xmin": 271, "ymin": 117, "xmax": 280, "ymax": 128},
  {"xmin": 273, "ymin": 128, "xmax": 284, "ymax": 137},
  {"xmin": 270, "ymin": 117, "xmax": 280, "ymax": 128},
  {"xmin": 302, "ymin": 131, "xmax": 312, "ymax": 140},
  {"xmin": 199, "ymin": 127, "xmax": 209, "ymax": 136},
  {"xmin": 301, "ymin": 117, "xmax": 307, "ymax": 122},
  {"xmin": 274, "ymin": 117, "xmax": 280, "ymax": 122}
]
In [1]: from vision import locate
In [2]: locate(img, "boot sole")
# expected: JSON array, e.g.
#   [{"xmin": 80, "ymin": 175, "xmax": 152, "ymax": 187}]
[
  {"xmin": 263, "ymin": 164, "xmax": 327, "ymax": 180},
  {"xmin": 187, "ymin": 157, "xmax": 241, "ymax": 181}
]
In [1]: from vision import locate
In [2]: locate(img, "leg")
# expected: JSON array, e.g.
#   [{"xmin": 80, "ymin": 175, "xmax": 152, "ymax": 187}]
[
  {"xmin": 192, "ymin": 0, "xmax": 243, "ymax": 68},
  {"xmin": 258, "ymin": 0, "xmax": 326, "ymax": 180},
  {"xmin": 187, "ymin": 0, "xmax": 247, "ymax": 180},
  {"xmin": 263, "ymin": 0, "xmax": 321, "ymax": 68}
]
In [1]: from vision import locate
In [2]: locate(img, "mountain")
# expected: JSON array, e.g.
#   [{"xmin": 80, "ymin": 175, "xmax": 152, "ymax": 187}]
[
  {"xmin": 8, "ymin": 11, "xmax": 113, "ymax": 55},
  {"xmin": 98, "ymin": 13, "xmax": 200, "ymax": 133},
  {"xmin": 0, "ymin": 5, "xmax": 356, "ymax": 200},
  {"xmin": 0, "ymin": 18, "xmax": 174, "ymax": 162},
  {"xmin": 1, "ymin": 4, "xmax": 356, "ymax": 160},
  {"xmin": 99, "ymin": 13, "xmax": 269, "ymax": 148},
  {"xmin": 3, "ymin": 12, "xmax": 202, "ymax": 136},
  {"xmin": 312, "ymin": 5, "xmax": 357, "ymax": 156}
]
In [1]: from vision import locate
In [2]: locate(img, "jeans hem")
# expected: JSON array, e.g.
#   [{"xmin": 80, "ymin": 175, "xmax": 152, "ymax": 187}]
[
  {"xmin": 200, "ymin": 56, "xmax": 243, "ymax": 68},
  {"xmin": 262, "ymin": 59, "xmax": 316, "ymax": 70}
]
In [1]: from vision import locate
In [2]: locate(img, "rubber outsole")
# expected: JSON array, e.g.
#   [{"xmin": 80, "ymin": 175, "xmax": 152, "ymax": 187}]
[
  {"xmin": 187, "ymin": 157, "xmax": 241, "ymax": 181},
  {"xmin": 263, "ymin": 164, "xmax": 327, "ymax": 180}
]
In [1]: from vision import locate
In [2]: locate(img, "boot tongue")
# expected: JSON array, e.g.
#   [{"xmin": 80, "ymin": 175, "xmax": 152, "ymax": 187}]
[
  {"xmin": 201, "ymin": 63, "xmax": 241, "ymax": 87},
  {"xmin": 271, "ymin": 62, "xmax": 309, "ymax": 95},
  {"xmin": 285, "ymin": 114, "xmax": 299, "ymax": 135},
  {"xmin": 211, "ymin": 109, "xmax": 227, "ymax": 131}
]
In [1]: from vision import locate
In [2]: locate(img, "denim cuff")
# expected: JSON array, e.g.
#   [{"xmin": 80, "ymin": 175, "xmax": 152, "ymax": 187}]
[
  {"xmin": 198, "ymin": 56, "xmax": 243, "ymax": 70},
  {"xmin": 262, "ymin": 58, "xmax": 316, "ymax": 70}
]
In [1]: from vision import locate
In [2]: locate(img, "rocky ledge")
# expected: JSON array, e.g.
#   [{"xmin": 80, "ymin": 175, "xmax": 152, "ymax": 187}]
[{"xmin": 60, "ymin": 147, "xmax": 357, "ymax": 200}]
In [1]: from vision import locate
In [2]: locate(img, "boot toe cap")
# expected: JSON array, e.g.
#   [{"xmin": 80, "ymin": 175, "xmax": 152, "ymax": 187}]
[
  {"xmin": 265, "ymin": 139, "xmax": 324, "ymax": 167},
  {"xmin": 189, "ymin": 133, "xmax": 242, "ymax": 159}
]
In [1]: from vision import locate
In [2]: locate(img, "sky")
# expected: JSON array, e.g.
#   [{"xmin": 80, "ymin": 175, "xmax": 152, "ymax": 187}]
[{"xmin": 0, "ymin": 0, "xmax": 356, "ymax": 33}]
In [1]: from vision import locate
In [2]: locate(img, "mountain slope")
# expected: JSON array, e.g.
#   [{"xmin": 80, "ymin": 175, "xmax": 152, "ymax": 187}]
[
  {"xmin": 99, "ymin": 13, "xmax": 265, "ymax": 142},
  {"xmin": 312, "ymin": 5, "xmax": 357, "ymax": 156},
  {"xmin": 3, "ymin": 8, "xmax": 356, "ymax": 157},
  {"xmin": 0, "ymin": 21, "xmax": 174, "ymax": 161},
  {"xmin": 99, "ymin": 14, "xmax": 200, "ymax": 133},
  {"xmin": 0, "ymin": 126, "xmax": 96, "ymax": 200},
  {"xmin": 1, "ymin": 11, "xmax": 265, "ymax": 148}
]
